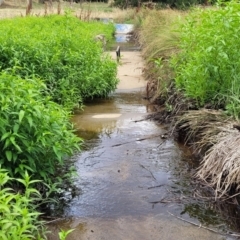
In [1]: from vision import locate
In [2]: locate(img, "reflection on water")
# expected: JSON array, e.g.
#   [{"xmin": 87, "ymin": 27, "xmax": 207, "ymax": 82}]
[
  {"xmin": 108, "ymin": 23, "xmax": 140, "ymax": 51},
  {"xmin": 115, "ymin": 24, "xmax": 134, "ymax": 34},
  {"xmin": 67, "ymin": 90, "xmax": 179, "ymax": 219},
  {"xmin": 72, "ymin": 92, "xmax": 147, "ymax": 137},
  {"xmin": 68, "ymin": 90, "xmax": 231, "ymax": 227},
  {"xmin": 115, "ymin": 34, "xmax": 132, "ymax": 43}
]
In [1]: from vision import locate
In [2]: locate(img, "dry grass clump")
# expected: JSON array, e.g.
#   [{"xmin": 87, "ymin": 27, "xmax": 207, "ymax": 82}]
[
  {"xmin": 176, "ymin": 109, "xmax": 233, "ymax": 152},
  {"xmin": 176, "ymin": 109, "xmax": 240, "ymax": 199},
  {"xmin": 112, "ymin": 7, "xmax": 136, "ymax": 22},
  {"xmin": 197, "ymin": 129, "xmax": 240, "ymax": 199}
]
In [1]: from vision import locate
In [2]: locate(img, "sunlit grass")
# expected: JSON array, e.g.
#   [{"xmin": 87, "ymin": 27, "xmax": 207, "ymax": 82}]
[
  {"xmin": 137, "ymin": 8, "xmax": 186, "ymax": 101},
  {"xmin": 139, "ymin": 8, "xmax": 185, "ymax": 60}
]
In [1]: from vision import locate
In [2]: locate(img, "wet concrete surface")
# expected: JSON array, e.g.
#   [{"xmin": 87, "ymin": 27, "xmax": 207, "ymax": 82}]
[
  {"xmin": 48, "ymin": 215, "xmax": 228, "ymax": 240},
  {"xmin": 47, "ymin": 51, "xmax": 235, "ymax": 240}
]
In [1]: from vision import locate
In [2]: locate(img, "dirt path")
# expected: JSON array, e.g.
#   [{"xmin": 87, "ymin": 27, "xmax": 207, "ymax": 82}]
[{"xmin": 112, "ymin": 51, "xmax": 146, "ymax": 90}]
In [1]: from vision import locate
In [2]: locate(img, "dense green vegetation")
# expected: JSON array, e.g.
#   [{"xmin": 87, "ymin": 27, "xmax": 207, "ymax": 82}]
[
  {"xmin": 0, "ymin": 169, "xmax": 45, "ymax": 240},
  {"xmin": 0, "ymin": 73, "xmax": 80, "ymax": 184},
  {"xmin": 171, "ymin": 1, "xmax": 240, "ymax": 118},
  {"xmin": 0, "ymin": 13, "xmax": 118, "ymax": 109},
  {"xmin": 0, "ymin": 13, "xmax": 118, "ymax": 239}
]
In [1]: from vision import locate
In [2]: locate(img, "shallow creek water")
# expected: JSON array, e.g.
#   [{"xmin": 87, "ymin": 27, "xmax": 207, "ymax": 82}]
[{"xmin": 47, "ymin": 46, "xmax": 237, "ymax": 239}]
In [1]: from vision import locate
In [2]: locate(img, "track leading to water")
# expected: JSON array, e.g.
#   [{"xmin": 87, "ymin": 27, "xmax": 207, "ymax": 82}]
[{"xmin": 47, "ymin": 50, "xmax": 231, "ymax": 240}]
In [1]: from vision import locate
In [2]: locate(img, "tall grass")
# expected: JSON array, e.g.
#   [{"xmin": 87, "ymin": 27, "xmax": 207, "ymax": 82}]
[
  {"xmin": 137, "ymin": 8, "xmax": 184, "ymax": 102},
  {"xmin": 138, "ymin": 5, "xmax": 240, "ymax": 200},
  {"xmin": 139, "ymin": 9, "xmax": 182, "ymax": 61},
  {"xmin": 169, "ymin": 2, "xmax": 240, "ymax": 199}
]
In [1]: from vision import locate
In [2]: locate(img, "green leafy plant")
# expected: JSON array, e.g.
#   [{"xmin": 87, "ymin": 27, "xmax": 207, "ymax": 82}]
[
  {"xmin": 0, "ymin": 14, "xmax": 118, "ymax": 109},
  {"xmin": 171, "ymin": 1, "xmax": 240, "ymax": 116},
  {"xmin": 58, "ymin": 229, "xmax": 75, "ymax": 240},
  {"xmin": 0, "ymin": 168, "xmax": 46, "ymax": 240},
  {"xmin": 0, "ymin": 72, "xmax": 81, "ymax": 187}
]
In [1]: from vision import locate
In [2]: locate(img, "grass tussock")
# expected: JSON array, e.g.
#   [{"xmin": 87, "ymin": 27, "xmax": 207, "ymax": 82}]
[
  {"xmin": 197, "ymin": 129, "xmax": 240, "ymax": 199},
  {"xmin": 138, "ymin": 8, "xmax": 183, "ymax": 61},
  {"xmin": 176, "ymin": 109, "xmax": 240, "ymax": 199},
  {"xmin": 137, "ymin": 9, "xmax": 186, "ymax": 103},
  {"xmin": 176, "ymin": 109, "xmax": 234, "ymax": 153}
]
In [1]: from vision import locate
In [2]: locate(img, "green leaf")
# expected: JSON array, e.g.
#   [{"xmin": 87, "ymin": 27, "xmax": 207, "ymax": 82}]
[
  {"xmin": 206, "ymin": 46, "xmax": 213, "ymax": 52},
  {"xmin": 19, "ymin": 110, "xmax": 25, "ymax": 123},
  {"xmin": 1, "ymin": 132, "xmax": 11, "ymax": 141},
  {"xmin": 13, "ymin": 124, "xmax": 19, "ymax": 133},
  {"xmin": 0, "ymin": 232, "xmax": 8, "ymax": 240},
  {"xmin": 6, "ymin": 151, "xmax": 12, "ymax": 162},
  {"xmin": 0, "ymin": 204, "xmax": 11, "ymax": 213},
  {"xmin": 39, "ymin": 171, "xmax": 47, "ymax": 180},
  {"xmin": 10, "ymin": 136, "xmax": 22, "ymax": 152},
  {"xmin": 16, "ymin": 178, "xmax": 27, "ymax": 187},
  {"xmin": 26, "ymin": 116, "xmax": 33, "ymax": 128},
  {"xmin": 53, "ymin": 145, "xmax": 62, "ymax": 161},
  {"xmin": 1, "ymin": 222, "xmax": 12, "ymax": 230}
]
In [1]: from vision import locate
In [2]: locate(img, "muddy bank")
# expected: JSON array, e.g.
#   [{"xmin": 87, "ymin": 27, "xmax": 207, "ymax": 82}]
[
  {"xmin": 136, "ymin": 6, "xmax": 240, "ymax": 208},
  {"xmin": 146, "ymin": 70, "xmax": 240, "ymax": 201}
]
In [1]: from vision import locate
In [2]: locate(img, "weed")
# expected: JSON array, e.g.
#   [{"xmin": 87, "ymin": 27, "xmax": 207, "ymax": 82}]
[
  {"xmin": 58, "ymin": 229, "xmax": 75, "ymax": 240},
  {"xmin": 0, "ymin": 168, "xmax": 46, "ymax": 239}
]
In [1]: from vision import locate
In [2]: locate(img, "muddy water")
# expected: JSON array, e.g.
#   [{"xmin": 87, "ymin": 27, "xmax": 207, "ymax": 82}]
[{"xmin": 47, "ymin": 52, "xmax": 234, "ymax": 240}]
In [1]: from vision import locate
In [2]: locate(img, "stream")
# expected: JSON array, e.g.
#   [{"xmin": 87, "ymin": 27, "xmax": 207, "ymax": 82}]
[{"xmin": 47, "ymin": 25, "xmax": 238, "ymax": 240}]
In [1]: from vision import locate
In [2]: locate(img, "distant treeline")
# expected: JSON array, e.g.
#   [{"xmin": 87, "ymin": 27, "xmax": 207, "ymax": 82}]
[
  {"xmin": 116, "ymin": 0, "xmax": 230, "ymax": 8},
  {"xmin": 57, "ymin": 0, "xmax": 231, "ymax": 9}
]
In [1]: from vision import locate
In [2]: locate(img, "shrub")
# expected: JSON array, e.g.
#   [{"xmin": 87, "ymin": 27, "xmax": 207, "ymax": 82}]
[
  {"xmin": 0, "ymin": 14, "xmax": 118, "ymax": 109},
  {"xmin": 0, "ymin": 72, "xmax": 81, "ymax": 185},
  {"xmin": 171, "ymin": 2, "xmax": 240, "ymax": 118},
  {"xmin": 0, "ymin": 169, "xmax": 45, "ymax": 240}
]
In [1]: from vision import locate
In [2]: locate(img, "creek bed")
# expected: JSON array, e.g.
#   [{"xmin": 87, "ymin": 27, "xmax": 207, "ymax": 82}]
[
  {"xmin": 47, "ymin": 26, "xmax": 237, "ymax": 240},
  {"xmin": 48, "ymin": 60, "xmax": 235, "ymax": 240}
]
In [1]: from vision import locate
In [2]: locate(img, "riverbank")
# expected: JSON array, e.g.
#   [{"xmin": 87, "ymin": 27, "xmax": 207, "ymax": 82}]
[{"xmin": 137, "ymin": 3, "xmax": 240, "ymax": 211}]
